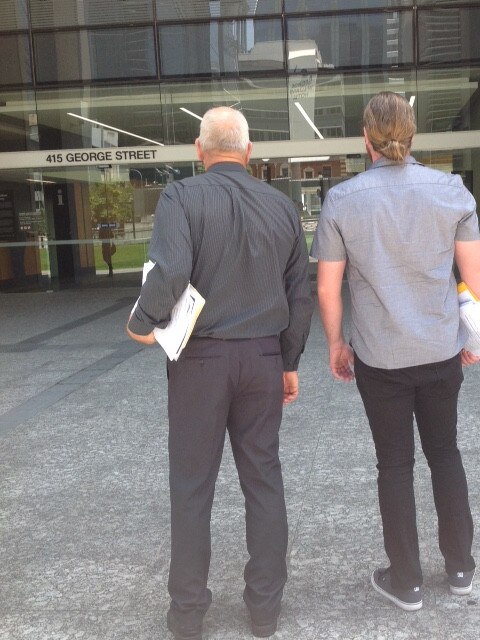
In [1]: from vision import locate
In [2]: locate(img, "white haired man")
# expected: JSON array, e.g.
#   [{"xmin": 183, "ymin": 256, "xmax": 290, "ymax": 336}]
[{"xmin": 127, "ymin": 107, "xmax": 313, "ymax": 639}]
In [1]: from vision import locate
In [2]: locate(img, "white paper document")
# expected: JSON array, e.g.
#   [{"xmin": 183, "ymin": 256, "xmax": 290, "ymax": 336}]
[
  {"xmin": 132, "ymin": 261, "xmax": 205, "ymax": 361},
  {"xmin": 458, "ymin": 282, "xmax": 480, "ymax": 356},
  {"xmin": 130, "ymin": 260, "xmax": 156, "ymax": 315},
  {"xmin": 153, "ymin": 283, "xmax": 205, "ymax": 361}
]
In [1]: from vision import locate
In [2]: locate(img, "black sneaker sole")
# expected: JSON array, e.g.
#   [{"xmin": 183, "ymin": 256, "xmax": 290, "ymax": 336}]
[{"xmin": 371, "ymin": 571, "xmax": 422, "ymax": 612}]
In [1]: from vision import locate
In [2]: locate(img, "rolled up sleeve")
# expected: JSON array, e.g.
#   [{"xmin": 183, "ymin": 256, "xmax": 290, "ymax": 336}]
[
  {"xmin": 455, "ymin": 183, "xmax": 480, "ymax": 242},
  {"xmin": 310, "ymin": 193, "xmax": 346, "ymax": 262}
]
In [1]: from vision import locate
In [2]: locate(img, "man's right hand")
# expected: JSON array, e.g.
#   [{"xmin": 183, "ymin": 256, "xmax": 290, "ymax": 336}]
[
  {"xmin": 461, "ymin": 348, "xmax": 480, "ymax": 366},
  {"xmin": 126, "ymin": 321, "xmax": 156, "ymax": 345},
  {"xmin": 283, "ymin": 371, "xmax": 299, "ymax": 405},
  {"xmin": 329, "ymin": 342, "xmax": 355, "ymax": 382}
]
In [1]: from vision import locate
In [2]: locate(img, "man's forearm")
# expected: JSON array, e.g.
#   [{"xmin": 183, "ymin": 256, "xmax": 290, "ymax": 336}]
[
  {"xmin": 316, "ymin": 260, "xmax": 347, "ymax": 348},
  {"xmin": 456, "ymin": 239, "xmax": 480, "ymax": 299},
  {"xmin": 463, "ymin": 275, "xmax": 480, "ymax": 300},
  {"xmin": 317, "ymin": 282, "xmax": 354, "ymax": 381},
  {"xmin": 317, "ymin": 287, "xmax": 346, "ymax": 347}
]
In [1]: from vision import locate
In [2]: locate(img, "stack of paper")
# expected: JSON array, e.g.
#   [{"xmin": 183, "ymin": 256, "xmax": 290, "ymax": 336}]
[{"xmin": 132, "ymin": 261, "xmax": 205, "ymax": 361}]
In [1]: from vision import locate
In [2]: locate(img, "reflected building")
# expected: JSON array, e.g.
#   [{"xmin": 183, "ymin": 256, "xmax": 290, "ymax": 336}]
[{"xmin": 0, "ymin": 0, "xmax": 479, "ymax": 291}]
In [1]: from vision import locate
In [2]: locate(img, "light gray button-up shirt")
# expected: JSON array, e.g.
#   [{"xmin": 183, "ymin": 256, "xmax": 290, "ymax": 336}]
[{"xmin": 311, "ymin": 156, "xmax": 480, "ymax": 369}]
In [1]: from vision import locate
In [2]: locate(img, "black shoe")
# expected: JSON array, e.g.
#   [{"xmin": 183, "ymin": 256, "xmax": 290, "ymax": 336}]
[
  {"xmin": 251, "ymin": 618, "xmax": 278, "ymax": 638},
  {"xmin": 167, "ymin": 610, "xmax": 202, "ymax": 640},
  {"xmin": 449, "ymin": 569, "xmax": 475, "ymax": 595},
  {"xmin": 371, "ymin": 568, "xmax": 423, "ymax": 611}
]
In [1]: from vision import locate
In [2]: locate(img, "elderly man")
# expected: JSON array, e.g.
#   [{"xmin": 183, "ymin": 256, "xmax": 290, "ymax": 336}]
[
  {"xmin": 127, "ymin": 107, "xmax": 313, "ymax": 639},
  {"xmin": 312, "ymin": 92, "xmax": 480, "ymax": 612}
]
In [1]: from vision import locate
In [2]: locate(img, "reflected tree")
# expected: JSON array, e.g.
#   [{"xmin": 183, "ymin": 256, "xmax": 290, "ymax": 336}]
[{"xmin": 88, "ymin": 181, "xmax": 134, "ymax": 229}]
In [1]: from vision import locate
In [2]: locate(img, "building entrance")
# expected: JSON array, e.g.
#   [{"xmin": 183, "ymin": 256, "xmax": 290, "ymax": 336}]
[{"xmin": 0, "ymin": 141, "xmax": 478, "ymax": 292}]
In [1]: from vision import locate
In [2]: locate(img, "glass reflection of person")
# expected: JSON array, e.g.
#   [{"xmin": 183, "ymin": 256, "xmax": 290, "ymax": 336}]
[
  {"xmin": 98, "ymin": 224, "xmax": 114, "ymax": 276},
  {"xmin": 11, "ymin": 228, "xmax": 27, "ymax": 280}
]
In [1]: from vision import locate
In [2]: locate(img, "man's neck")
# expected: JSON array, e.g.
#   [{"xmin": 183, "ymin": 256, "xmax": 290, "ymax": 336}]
[{"xmin": 202, "ymin": 152, "xmax": 246, "ymax": 171}]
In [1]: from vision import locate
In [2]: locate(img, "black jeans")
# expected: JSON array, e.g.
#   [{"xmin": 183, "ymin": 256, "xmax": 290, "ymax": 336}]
[
  {"xmin": 355, "ymin": 353, "xmax": 475, "ymax": 590},
  {"xmin": 167, "ymin": 336, "xmax": 287, "ymax": 627}
]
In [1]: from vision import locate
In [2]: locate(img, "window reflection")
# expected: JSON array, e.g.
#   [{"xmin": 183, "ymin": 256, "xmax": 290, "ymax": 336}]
[
  {"xmin": 417, "ymin": 0, "xmax": 478, "ymax": 4},
  {"xmin": 416, "ymin": 68, "xmax": 480, "ymax": 133},
  {"xmin": 0, "ymin": 90, "xmax": 37, "ymax": 153},
  {"xmin": 290, "ymin": 71, "xmax": 417, "ymax": 141},
  {"xmin": 285, "ymin": 0, "xmax": 412, "ymax": 11},
  {"xmin": 0, "ymin": 0, "xmax": 29, "ymax": 29},
  {"xmin": 418, "ymin": 8, "xmax": 480, "ymax": 65},
  {"xmin": 287, "ymin": 12, "xmax": 414, "ymax": 71},
  {"xmin": 158, "ymin": 19, "xmax": 284, "ymax": 76},
  {"xmin": 156, "ymin": 0, "xmax": 281, "ymax": 21},
  {"xmin": 34, "ymin": 28, "xmax": 157, "ymax": 83},
  {"xmin": 159, "ymin": 77, "xmax": 289, "ymax": 144},
  {"xmin": 25, "ymin": 67, "xmax": 480, "ymax": 151},
  {"xmin": 35, "ymin": 86, "xmax": 164, "ymax": 150},
  {"xmin": 0, "ymin": 35, "xmax": 32, "ymax": 86},
  {"xmin": 29, "ymin": 0, "xmax": 153, "ymax": 28}
]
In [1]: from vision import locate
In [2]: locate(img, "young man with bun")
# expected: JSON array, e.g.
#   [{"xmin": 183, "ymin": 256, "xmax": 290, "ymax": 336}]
[{"xmin": 312, "ymin": 91, "xmax": 480, "ymax": 611}]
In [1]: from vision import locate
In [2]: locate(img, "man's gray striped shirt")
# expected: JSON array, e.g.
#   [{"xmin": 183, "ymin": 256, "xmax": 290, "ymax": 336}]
[{"xmin": 128, "ymin": 162, "xmax": 313, "ymax": 371}]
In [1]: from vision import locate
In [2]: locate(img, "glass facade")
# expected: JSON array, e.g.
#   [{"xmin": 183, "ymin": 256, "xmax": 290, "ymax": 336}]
[
  {"xmin": 0, "ymin": 0, "xmax": 479, "ymax": 291},
  {"xmin": 158, "ymin": 19, "xmax": 285, "ymax": 77},
  {"xmin": 29, "ymin": 0, "xmax": 154, "ymax": 28},
  {"xmin": 286, "ymin": 12, "xmax": 413, "ymax": 70},
  {"xmin": 33, "ymin": 28, "xmax": 158, "ymax": 84},
  {"xmin": 0, "ymin": 35, "xmax": 32, "ymax": 86}
]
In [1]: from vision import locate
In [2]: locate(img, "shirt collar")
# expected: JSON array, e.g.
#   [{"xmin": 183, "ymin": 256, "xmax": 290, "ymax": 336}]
[
  {"xmin": 369, "ymin": 155, "xmax": 421, "ymax": 170},
  {"xmin": 207, "ymin": 161, "xmax": 248, "ymax": 173}
]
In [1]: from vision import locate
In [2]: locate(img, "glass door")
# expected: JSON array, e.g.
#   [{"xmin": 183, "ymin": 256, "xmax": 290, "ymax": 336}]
[{"xmin": 0, "ymin": 146, "xmax": 477, "ymax": 292}]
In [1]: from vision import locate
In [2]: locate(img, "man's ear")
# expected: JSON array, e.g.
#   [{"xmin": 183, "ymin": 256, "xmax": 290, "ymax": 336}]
[
  {"xmin": 195, "ymin": 138, "xmax": 204, "ymax": 162},
  {"xmin": 363, "ymin": 127, "xmax": 373, "ymax": 155},
  {"xmin": 363, "ymin": 127, "xmax": 369, "ymax": 147},
  {"xmin": 244, "ymin": 141, "xmax": 253, "ymax": 164}
]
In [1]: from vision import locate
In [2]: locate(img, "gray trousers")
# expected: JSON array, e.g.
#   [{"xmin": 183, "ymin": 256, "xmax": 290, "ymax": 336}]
[{"xmin": 167, "ymin": 336, "xmax": 288, "ymax": 626}]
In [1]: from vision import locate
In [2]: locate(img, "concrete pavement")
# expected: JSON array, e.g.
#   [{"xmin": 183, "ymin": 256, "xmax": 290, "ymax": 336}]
[{"xmin": 0, "ymin": 283, "xmax": 478, "ymax": 639}]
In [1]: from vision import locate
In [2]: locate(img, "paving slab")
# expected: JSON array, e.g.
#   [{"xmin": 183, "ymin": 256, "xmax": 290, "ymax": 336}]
[{"xmin": 0, "ymin": 286, "xmax": 478, "ymax": 640}]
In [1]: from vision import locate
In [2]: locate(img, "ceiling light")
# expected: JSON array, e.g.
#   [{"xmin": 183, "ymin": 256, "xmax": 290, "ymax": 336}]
[
  {"xmin": 180, "ymin": 107, "xmax": 203, "ymax": 121},
  {"xmin": 288, "ymin": 48, "xmax": 317, "ymax": 60},
  {"xmin": 289, "ymin": 156, "xmax": 330, "ymax": 162},
  {"xmin": 26, "ymin": 178, "xmax": 56, "ymax": 184},
  {"xmin": 294, "ymin": 102, "xmax": 324, "ymax": 139},
  {"xmin": 67, "ymin": 113, "xmax": 164, "ymax": 146},
  {"xmin": 409, "ymin": 95, "xmax": 416, "ymax": 107}
]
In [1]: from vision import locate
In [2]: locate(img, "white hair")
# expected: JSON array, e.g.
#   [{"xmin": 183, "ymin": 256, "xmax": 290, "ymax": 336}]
[{"xmin": 198, "ymin": 107, "xmax": 250, "ymax": 154}]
